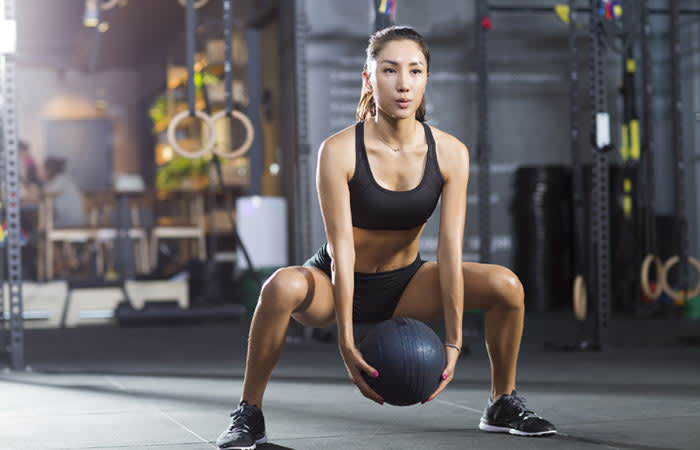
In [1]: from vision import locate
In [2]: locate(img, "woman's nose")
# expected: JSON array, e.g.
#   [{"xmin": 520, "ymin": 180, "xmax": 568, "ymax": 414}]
[{"xmin": 396, "ymin": 72, "xmax": 409, "ymax": 91}]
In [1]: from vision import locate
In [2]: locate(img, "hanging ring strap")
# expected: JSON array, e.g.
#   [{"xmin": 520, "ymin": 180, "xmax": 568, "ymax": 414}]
[
  {"xmin": 166, "ymin": 0, "xmax": 216, "ymax": 158},
  {"xmin": 660, "ymin": 255, "xmax": 700, "ymax": 301},
  {"xmin": 224, "ymin": 0, "xmax": 234, "ymax": 115},
  {"xmin": 640, "ymin": 253, "xmax": 663, "ymax": 301},
  {"xmin": 211, "ymin": 109, "xmax": 254, "ymax": 159},
  {"xmin": 214, "ymin": 0, "xmax": 254, "ymax": 159},
  {"xmin": 573, "ymin": 274, "xmax": 587, "ymax": 322},
  {"xmin": 185, "ymin": 0, "xmax": 196, "ymax": 117},
  {"xmin": 177, "ymin": 0, "xmax": 208, "ymax": 8}
]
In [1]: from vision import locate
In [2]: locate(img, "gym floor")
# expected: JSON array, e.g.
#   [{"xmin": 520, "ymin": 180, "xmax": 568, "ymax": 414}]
[{"xmin": 1, "ymin": 315, "xmax": 699, "ymax": 450}]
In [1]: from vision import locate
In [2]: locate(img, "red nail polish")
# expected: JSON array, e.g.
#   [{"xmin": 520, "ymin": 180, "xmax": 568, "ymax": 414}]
[
  {"xmin": 372, "ymin": 370, "xmax": 378, "ymax": 378},
  {"xmin": 442, "ymin": 374, "xmax": 448, "ymax": 380}
]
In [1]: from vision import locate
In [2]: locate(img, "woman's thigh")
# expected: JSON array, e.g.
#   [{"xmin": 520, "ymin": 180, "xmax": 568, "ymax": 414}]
[
  {"xmin": 288, "ymin": 266, "xmax": 337, "ymax": 328},
  {"xmin": 392, "ymin": 261, "xmax": 519, "ymax": 322}
]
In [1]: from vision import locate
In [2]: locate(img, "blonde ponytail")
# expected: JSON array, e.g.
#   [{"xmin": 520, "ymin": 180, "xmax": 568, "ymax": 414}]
[{"xmin": 356, "ymin": 83, "xmax": 376, "ymax": 122}]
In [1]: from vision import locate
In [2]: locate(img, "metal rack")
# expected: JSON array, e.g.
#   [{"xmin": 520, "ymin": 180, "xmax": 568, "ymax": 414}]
[
  {"xmin": 670, "ymin": 0, "xmax": 689, "ymax": 302},
  {"xmin": 587, "ymin": 0, "xmax": 612, "ymax": 349},
  {"xmin": 0, "ymin": 0, "xmax": 25, "ymax": 370},
  {"xmin": 477, "ymin": 0, "xmax": 699, "ymax": 348},
  {"xmin": 476, "ymin": 0, "xmax": 614, "ymax": 349},
  {"xmin": 294, "ymin": 0, "xmax": 314, "ymax": 266},
  {"xmin": 475, "ymin": 0, "xmax": 491, "ymax": 263},
  {"xmin": 640, "ymin": 0, "xmax": 657, "ymax": 274}
]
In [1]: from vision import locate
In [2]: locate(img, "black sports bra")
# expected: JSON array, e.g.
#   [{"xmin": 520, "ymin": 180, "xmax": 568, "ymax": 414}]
[{"xmin": 348, "ymin": 121, "xmax": 443, "ymax": 230}]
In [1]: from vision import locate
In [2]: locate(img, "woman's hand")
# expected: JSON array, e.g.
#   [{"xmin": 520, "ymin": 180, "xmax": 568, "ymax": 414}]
[
  {"xmin": 338, "ymin": 343, "xmax": 384, "ymax": 405},
  {"xmin": 423, "ymin": 345, "xmax": 460, "ymax": 403}
]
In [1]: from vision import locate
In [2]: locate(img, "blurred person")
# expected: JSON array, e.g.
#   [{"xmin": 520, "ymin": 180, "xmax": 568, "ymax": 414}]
[
  {"xmin": 43, "ymin": 157, "xmax": 86, "ymax": 228},
  {"xmin": 19, "ymin": 140, "xmax": 43, "ymax": 201}
]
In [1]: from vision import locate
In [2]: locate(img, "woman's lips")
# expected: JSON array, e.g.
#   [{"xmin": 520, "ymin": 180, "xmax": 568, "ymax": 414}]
[{"xmin": 396, "ymin": 99, "xmax": 411, "ymax": 108}]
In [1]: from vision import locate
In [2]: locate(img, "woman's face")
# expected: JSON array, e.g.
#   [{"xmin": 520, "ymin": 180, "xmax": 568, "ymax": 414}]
[{"xmin": 365, "ymin": 39, "xmax": 428, "ymax": 120}]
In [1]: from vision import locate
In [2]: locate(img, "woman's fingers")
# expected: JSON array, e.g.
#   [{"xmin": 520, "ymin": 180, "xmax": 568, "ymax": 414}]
[
  {"xmin": 358, "ymin": 355, "xmax": 379, "ymax": 379},
  {"xmin": 423, "ymin": 347, "xmax": 460, "ymax": 403},
  {"xmin": 353, "ymin": 370, "xmax": 384, "ymax": 404},
  {"xmin": 342, "ymin": 347, "xmax": 384, "ymax": 404},
  {"xmin": 353, "ymin": 354, "xmax": 383, "ymax": 403},
  {"xmin": 422, "ymin": 369, "xmax": 452, "ymax": 403},
  {"xmin": 348, "ymin": 361, "xmax": 383, "ymax": 404}
]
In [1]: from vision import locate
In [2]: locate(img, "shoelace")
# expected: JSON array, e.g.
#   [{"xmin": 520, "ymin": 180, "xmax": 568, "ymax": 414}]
[
  {"xmin": 228, "ymin": 405, "xmax": 255, "ymax": 432},
  {"xmin": 509, "ymin": 394, "xmax": 540, "ymax": 420}
]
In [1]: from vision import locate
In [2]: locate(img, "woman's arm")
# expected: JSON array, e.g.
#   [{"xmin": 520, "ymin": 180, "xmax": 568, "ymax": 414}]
[
  {"xmin": 316, "ymin": 136, "xmax": 356, "ymax": 347},
  {"xmin": 436, "ymin": 136, "xmax": 470, "ymax": 349}
]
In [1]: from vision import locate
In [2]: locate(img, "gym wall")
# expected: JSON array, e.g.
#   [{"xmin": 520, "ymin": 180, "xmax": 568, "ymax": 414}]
[
  {"xmin": 298, "ymin": 0, "xmax": 700, "ymax": 271},
  {"xmin": 301, "ymin": 0, "xmax": 594, "ymax": 268}
]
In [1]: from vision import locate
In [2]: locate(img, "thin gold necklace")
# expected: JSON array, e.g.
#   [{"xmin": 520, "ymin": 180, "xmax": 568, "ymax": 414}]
[{"xmin": 375, "ymin": 124, "xmax": 416, "ymax": 153}]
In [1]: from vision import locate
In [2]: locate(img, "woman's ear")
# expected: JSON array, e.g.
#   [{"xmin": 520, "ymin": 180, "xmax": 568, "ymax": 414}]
[{"xmin": 362, "ymin": 71, "xmax": 372, "ymax": 92}]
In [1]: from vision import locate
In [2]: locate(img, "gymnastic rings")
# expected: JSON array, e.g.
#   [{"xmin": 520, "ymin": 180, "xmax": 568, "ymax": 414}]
[
  {"xmin": 178, "ymin": 0, "xmax": 209, "ymax": 8},
  {"xmin": 166, "ymin": 110, "xmax": 217, "ymax": 159},
  {"xmin": 640, "ymin": 254, "xmax": 663, "ymax": 301},
  {"xmin": 573, "ymin": 275, "xmax": 587, "ymax": 322},
  {"xmin": 660, "ymin": 255, "xmax": 700, "ymax": 301},
  {"xmin": 210, "ymin": 110, "xmax": 255, "ymax": 159},
  {"xmin": 166, "ymin": 109, "xmax": 255, "ymax": 160}
]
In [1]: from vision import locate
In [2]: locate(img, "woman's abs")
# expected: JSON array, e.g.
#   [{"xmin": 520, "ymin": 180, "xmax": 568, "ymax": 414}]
[{"xmin": 350, "ymin": 226, "xmax": 423, "ymax": 273}]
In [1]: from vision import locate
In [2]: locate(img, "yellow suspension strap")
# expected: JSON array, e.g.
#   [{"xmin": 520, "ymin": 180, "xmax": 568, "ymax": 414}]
[
  {"xmin": 620, "ymin": 57, "xmax": 640, "ymax": 220},
  {"xmin": 614, "ymin": 35, "xmax": 645, "ymax": 314}
]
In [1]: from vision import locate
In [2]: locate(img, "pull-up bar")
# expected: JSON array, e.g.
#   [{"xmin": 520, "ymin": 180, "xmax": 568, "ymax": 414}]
[
  {"xmin": 488, "ymin": 4, "xmax": 700, "ymax": 16},
  {"xmin": 489, "ymin": 4, "xmax": 588, "ymax": 14}
]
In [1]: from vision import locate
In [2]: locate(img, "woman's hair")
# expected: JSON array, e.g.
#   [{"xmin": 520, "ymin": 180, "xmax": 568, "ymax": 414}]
[{"xmin": 356, "ymin": 25, "xmax": 430, "ymax": 122}]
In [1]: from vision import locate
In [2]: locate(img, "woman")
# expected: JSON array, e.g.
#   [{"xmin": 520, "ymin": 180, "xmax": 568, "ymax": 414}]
[{"xmin": 217, "ymin": 26, "xmax": 556, "ymax": 450}]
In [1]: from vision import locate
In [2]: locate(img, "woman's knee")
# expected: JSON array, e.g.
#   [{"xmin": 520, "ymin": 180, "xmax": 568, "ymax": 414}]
[
  {"xmin": 257, "ymin": 267, "xmax": 308, "ymax": 313},
  {"xmin": 488, "ymin": 267, "xmax": 524, "ymax": 310}
]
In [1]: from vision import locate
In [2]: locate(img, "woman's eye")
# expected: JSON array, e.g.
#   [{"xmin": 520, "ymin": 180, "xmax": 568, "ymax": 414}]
[{"xmin": 384, "ymin": 68, "xmax": 395, "ymax": 73}]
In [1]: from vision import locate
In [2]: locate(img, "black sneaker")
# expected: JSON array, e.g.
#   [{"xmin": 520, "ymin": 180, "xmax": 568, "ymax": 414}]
[
  {"xmin": 216, "ymin": 401, "xmax": 267, "ymax": 449},
  {"xmin": 478, "ymin": 391, "xmax": 556, "ymax": 437}
]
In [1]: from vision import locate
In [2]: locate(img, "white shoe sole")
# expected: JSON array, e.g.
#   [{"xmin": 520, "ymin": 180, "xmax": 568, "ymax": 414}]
[
  {"xmin": 479, "ymin": 419, "xmax": 557, "ymax": 437},
  {"xmin": 219, "ymin": 433, "xmax": 268, "ymax": 449}
]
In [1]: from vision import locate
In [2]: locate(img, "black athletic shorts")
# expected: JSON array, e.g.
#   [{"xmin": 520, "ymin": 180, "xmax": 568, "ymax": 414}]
[{"xmin": 302, "ymin": 243, "xmax": 426, "ymax": 323}]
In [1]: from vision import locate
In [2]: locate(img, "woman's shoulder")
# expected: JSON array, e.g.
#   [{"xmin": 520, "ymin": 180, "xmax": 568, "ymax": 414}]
[
  {"xmin": 425, "ymin": 124, "xmax": 469, "ymax": 182},
  {"xmin": 317, "ymin": 124, "xmax": 358, "ymax": 173},
  {"xmin": 321, "ymin": 123, "xmax": 357, "ymax": 149},
  {"xmin": 318, "ymin": 124, "xmax": 358, "ymax": 160},
  {"xmin": 426, "ymin": 124, "xmax": 467, "ymax": 152},
  {"xmin": 426, "ymin": 124, "xmax": 469, "ymax": 167}
]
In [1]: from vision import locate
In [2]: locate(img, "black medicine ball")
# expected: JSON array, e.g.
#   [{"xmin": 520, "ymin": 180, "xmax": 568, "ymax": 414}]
[{"xmin": 360, "ymin": 318, "xmax": 446, "ymax": 406}]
